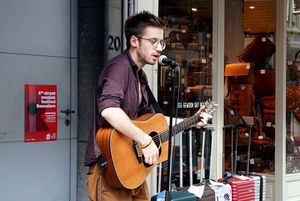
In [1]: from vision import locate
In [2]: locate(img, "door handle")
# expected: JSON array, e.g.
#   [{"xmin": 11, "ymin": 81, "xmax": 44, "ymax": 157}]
[
  {"xmin": 60, "ymin": 109, "xmax": 75, "ymax": 126},
  {"xmin": 60, "ymin": 109, "xmax": 75, "ymax": 115}
]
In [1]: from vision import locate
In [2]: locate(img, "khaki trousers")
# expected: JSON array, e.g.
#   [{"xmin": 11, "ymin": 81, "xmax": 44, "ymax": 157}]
[{"xmin": 86, "ymin": 162, "xmax": 150, "ymax": 201}]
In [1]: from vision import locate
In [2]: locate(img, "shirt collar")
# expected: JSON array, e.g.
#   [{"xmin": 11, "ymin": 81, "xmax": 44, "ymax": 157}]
[
  {"xmin": 124, "ymin": 49, "xmax": 139, "ymax": 71},
  {"xmin": 124, "ymin": 49, "xmax": 143, "ymax": 78}
]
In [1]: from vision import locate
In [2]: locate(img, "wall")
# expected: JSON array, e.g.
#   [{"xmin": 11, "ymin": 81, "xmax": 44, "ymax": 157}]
[{"xmin": 0, "ymin": 0, "xmax": 77, "ymax": 200}]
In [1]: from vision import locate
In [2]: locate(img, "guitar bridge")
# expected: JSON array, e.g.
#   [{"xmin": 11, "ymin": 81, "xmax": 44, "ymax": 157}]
[{"xmin": 133, "ymin": 141, "xmax": 142, "ymax": 164}]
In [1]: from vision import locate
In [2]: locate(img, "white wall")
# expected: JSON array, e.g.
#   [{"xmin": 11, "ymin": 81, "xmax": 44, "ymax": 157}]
[{"xmin": 0, "ymin": 0, "xmax": 77, "ymax": 200}]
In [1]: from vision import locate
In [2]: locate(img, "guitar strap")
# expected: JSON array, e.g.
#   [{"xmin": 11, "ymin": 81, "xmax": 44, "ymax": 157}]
[
  {"xmin": 93, "ymin": 88, "xmax": 107, "ymax": 201},
  {"xmin": 146, "ymin": 83, "xmax": 162, "ymax": 113},
  {"xmin": 93, "ymin": 88, "xmax": 107, "ymax": 168}
]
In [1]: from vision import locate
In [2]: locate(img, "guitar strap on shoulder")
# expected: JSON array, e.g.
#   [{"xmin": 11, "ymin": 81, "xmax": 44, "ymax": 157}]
[{"xmin": 146, "ymin": 83, "xmax": 162, "ymax": 114}]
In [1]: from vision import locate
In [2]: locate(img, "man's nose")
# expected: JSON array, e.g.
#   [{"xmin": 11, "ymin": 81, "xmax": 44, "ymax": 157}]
[{"xmin": 156, "ymin": 43, "xmax": 163, "ymax": 51}]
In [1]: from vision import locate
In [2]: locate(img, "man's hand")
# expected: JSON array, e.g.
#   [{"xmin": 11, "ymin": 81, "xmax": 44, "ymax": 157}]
[
  {"xmin": 102, "ymin": 107, "xmax": 159, "ymax": 165},
  {"xmin": 140, "ymin": 138, "xmax": 159, "ymax": 165},
  {"xmin": 192, "ymin": 105, "xmax": 212, "ymax": 127}
]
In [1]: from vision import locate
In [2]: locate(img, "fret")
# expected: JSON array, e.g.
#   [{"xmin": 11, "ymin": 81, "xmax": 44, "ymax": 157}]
[{"xmin": 159, "ymin": 100, "xmax": 216, "ymax": 143}]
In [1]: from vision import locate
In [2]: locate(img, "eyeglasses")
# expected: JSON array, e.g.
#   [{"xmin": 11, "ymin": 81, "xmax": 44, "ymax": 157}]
[{"xmin": 137, "ymin": 37, "xmax": 166, "ymax": 50}]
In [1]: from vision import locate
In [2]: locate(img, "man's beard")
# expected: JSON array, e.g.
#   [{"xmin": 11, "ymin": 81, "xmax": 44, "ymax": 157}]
[{"xmin": 137, "ymin": 49, "xmax": 155, "ymax": 66}]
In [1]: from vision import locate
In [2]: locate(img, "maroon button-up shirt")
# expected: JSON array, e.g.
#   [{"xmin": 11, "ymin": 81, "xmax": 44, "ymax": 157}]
[{"xmin": 84, "ymin": 49, "xmax": 155, "ymax": 166}]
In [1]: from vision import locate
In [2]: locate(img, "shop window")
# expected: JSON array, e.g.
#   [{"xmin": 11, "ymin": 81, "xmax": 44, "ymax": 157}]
[
  {"xmin": 224, "ymin": 0, "xmax": 276, "ymax": 176},
  {"xmin": 158, "ymin": 0, "xmax": 213, "ymax": 190},
  {"xmin": 286, "ymin": 0, "xmax": 300, "ymax": 174}
]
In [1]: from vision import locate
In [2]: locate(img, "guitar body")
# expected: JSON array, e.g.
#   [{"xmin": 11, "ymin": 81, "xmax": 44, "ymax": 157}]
[
  {"xmin": 95, "ymin": 100, "xmax": 217, "ymax": 189},
  {"xmin": 96, "ymin": 113, "xmax": 170, "ymax": 189}
]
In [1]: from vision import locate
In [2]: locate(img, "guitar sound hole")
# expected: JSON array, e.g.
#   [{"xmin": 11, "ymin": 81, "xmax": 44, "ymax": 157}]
[{"xmin": 143, "ymin": 131, "xmax": 161, "ymax": 168}]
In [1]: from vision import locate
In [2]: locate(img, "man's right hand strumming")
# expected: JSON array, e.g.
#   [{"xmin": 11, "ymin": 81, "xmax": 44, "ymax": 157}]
[{"xmin": 140, "ymin": 136, "xmax": 159, "ymax": 165}]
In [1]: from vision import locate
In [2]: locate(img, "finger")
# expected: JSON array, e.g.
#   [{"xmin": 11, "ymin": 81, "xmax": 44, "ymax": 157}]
[
  {"xmin": 144, "ymin": 157, "xmax": 149, "ymax": 164},
  {"xmin": 199, "ymin": 105, "xmax": 205, "ymax": 112}
]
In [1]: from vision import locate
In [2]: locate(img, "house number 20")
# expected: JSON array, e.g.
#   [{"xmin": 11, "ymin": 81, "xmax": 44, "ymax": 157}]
[{"xmin": 108, "ymin": 35, "xmax": 121, "ymax": 51}]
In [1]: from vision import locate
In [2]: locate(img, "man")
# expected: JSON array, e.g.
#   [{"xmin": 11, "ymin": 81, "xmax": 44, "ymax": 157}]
[{"xmin": 84, "ymin": 11, "xmax": 212, "ymax": 201}]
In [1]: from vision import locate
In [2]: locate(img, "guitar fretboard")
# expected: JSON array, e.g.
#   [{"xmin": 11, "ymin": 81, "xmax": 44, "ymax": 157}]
[
  {"xmin": 159, "ymin": 101, "xmax": 216, "ymax": 143},
  {"xmin": 160, "ymin": 114, "xmax": 202, "ymax": 143}
]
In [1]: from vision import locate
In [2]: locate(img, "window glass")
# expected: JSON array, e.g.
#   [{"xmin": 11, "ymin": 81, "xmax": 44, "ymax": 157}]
[
  {"xmin": 286, "ymin": 0, "xmax": 300, "ymax": 174},
  {"xmin": 158, "ymin": 0, "xmax": 213, "ymax": 190},
  {"xmin": 224, "ymin": 0, "xmax": 276, "ymax": 176}
]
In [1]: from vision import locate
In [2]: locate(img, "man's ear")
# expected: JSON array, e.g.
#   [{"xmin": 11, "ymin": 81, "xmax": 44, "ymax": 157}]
[{"xmin": 130, "ymin": 35, "xmax": 139, "ymax": 48}]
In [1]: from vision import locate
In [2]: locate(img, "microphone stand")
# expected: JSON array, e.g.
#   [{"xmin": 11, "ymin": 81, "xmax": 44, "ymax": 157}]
[{"xmin": 165, "ymin": 62, "xmax": 178, "ymax": 201}]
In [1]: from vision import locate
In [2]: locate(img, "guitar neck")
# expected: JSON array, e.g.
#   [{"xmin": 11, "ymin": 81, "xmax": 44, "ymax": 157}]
[
  {"xmin": 160, "ymin": 114, "xmax": 201, "ymax": 143},
  {"xmin": 159, "ymin": 100, "xmax": 216, "ymax": 143}
]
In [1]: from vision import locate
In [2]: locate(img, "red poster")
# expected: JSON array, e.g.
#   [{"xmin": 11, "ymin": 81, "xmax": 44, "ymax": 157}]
[{"xmin": 25, "ymin": 84, "xmax": 57, "ymax": 142}]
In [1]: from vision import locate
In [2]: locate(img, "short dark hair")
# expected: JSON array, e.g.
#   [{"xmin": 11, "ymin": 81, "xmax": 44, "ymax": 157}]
[{"xmin": 124, "ymin": 11, "xmax": 166, "ymax": 49}]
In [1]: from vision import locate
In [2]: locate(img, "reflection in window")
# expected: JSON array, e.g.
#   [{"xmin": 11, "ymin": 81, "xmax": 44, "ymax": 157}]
[
  {"xmin": 286, "ymin": 0, "xmax": 300, "ymax": 175},
  {"xmin": 157, "ymin": 0, "xmax": 213, "ymax": 190}
]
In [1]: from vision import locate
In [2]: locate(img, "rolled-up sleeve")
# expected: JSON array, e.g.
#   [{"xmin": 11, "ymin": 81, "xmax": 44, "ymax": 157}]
[
  {"xmin": 96, "ymin": 60, "xmax": 130, "ymax": 115},
  {"xmin": 98, "ymin": 78, "xmax": 124, "ymax": 114}
]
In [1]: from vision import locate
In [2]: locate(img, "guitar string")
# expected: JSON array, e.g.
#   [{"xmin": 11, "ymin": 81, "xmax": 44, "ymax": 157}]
[
  {"xmin": 148, "ymin": 105, "xmax": 215, "ymax": 146},
  {"xmin": 149, "ymin": 114, "xmax": 200, "ymax": 145}
]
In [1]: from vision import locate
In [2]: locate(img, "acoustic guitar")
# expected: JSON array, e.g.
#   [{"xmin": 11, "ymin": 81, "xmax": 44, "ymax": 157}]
[{"xmin": 96, "ymin": 100, "xmax": 217, "ymax": 189}]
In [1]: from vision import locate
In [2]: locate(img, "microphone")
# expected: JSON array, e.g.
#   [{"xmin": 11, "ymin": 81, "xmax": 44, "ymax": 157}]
[{"xmin": 158, "ymin": 55, "xmax": 178, "ymax": 66}]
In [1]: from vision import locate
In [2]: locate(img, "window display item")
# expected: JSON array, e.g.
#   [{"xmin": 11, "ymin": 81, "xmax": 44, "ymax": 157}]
[
  {"xmin": 261, "ymin": 142, "xmax": 274, "ymax": 161},
  {"xmin": 187, "ymin": 60, "xmax": 212, "ymax": 86},
  {"xmin": 223, "ymin": 106, "xmax": 257, "ymax": 147},
  {"xmin": 237, "ymin": 153, "xmax": 248, "ymax": 172},
  {"xmin": 229, "ymin": 84, "xmax": 255, "ymax": 116},
  {"xmin": 249, "ymin": 158, "xmax": 266, "ymax": 173},
  {"xmin": 261, "ymin": 125, "xmax": 275, "ymax": 141},
  {"xmin": 293, "ymin": 107, "xmax": 300, "ymax": 124},
  {"xmin": 185, "ymin": 85, "xmax": 212, "ymax": 103},
  {"xmin": 286, "ymin": 85, "xmax": 300, "ymax": 110},
  {"xmin": 218, "ymin": 124, "xmax": 255, "ymax": 201},
  {"xmin": 262, "ymin": 109, "xmax": 275, "ymax": 125},
  {"xmin": 286, "ymin": 137, "xmax": 295, "ymax": 154},
  {"xmin": 225, "ymin": 62, "xmax": 255, "ymax": 85},
  {"xmin": 188, "ymin": 57, "xmax": 210, "ymax": 72},
  {"xmin": 255, "ymin": 69, "xmax": 275, "ymax": 100},
  {"xmin": 224, "ymin": 106, "xmax": 241, "ymax": 127},
  {"xmin": 187, "ymin": 71, "xmax": 212, "ymax": 86},
  {"xmin": 260, "ymin": 95, "xmax": 275, "ymax": 133},
  {"xmin": 243, "ymin": 1, "xmax": 276, "ymax": 35},
  {"xmin": 288, "ymin": 50, "xmax": 300, "ymax": 81},
  {"xmin": 251, "ymin": 136, "xmax": 273, "ymax": 155},
  {"xmin": 260, "ymin": 95, "xmax": 275, "ymax": 111},
  {"xmin": 169, "ymin": 23, "xmax": 195, "ymax": 48},
  {"xmin": 238, "ymin": 34, "xmax": 275, "ymax": 70}
]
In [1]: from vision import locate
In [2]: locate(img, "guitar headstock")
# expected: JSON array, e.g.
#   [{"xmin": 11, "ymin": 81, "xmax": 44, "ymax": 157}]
[{"xmin": 203, "ymin": 100, "xmax": 218, "ymax": 116}]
